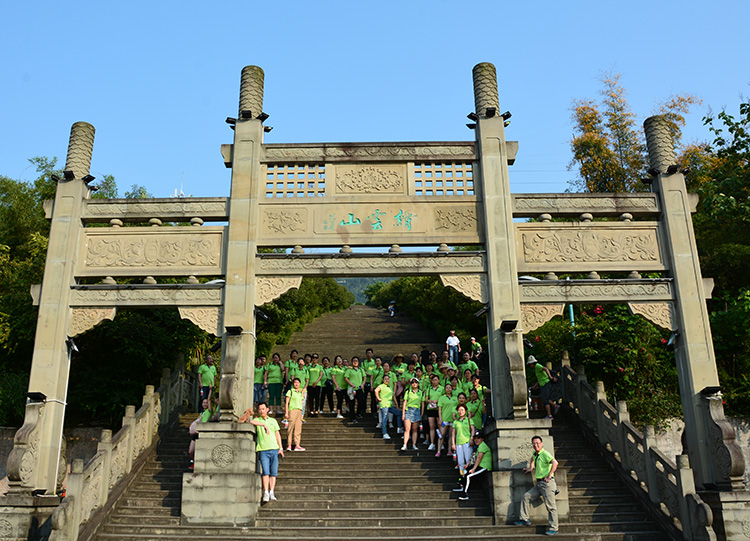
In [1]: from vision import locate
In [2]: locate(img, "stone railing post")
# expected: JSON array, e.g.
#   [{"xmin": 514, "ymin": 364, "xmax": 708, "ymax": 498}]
[
  {"xmin": 160, "ymin": 368, "xmax": 171, "ymax": 419},
  {"xmin": 66, "ymin": 459, "xmax": 84, "ymax": 540},
  {"xmin": 142, "ymin": 386, "xmax": 155, "ymax": 448},
  {"xmin": 97, "ymin": 430, "xmax": 113, "ymax": 508},
  {"xmin": 642, "ymin": 425, "xmax": 660, "ymax": 505},
  {"xmin": 122, "ymin": 406, "xmax": 136, "ymax": 474},
  {"xmin": 675, "ymin": 455, "xmax": 715, "ymax": 541},
  {"xmin": 594, "ymin": 381, "xmax": 607, "ymax": 447},
  {"xmin": 615, "ymin": 401, "xmax": 630, "ymax": 470},
  {"xmin": 575, "ymin": 365, "xmax": 587, "ymax": 419}
]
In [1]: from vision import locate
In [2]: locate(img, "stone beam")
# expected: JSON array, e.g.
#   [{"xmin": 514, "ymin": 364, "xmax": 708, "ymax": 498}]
[
  {"xmin": 519, "ymin": 279, "xmax": 673, "ymax": 303},
  {"xmin": 515, "ymin": 222, "xmax": 666, "ymax": 273},
  {"xmin": 512, "ymin": 193, "xmax": 660, "ymax": 217},
  {"xmin": 82, "ymin": 198, "xmax": 228, "ymax": 223},
  {"xmin": 255, "ymin": 252, "xmax": 486, "ymax": 277},
  {"xmin": 77, "ymin": 227, "xmax": 225, "ymax": 277},
  {"xmin": 69, "ymin": 284, "xmax": 224, "ymax": 307}
]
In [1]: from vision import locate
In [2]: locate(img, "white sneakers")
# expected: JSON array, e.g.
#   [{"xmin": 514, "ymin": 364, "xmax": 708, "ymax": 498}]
[
  {"xmin": 400, "ymin": 444, "xmax": 407, "ymax": 451},
  {"xmin": 383, "ymin": 434, "xmax": 391, "ymax": 439},
  {"xmin": 397, "ymin": 427, "xmax": 404, "ymax": 434},
  {"xmin": 375, "ymin": 423, "xmax": 382, "ymax": 428},
  {"xmin": 428, "ymin": 443, "xmax": 436, "ymax": 451},
  {"xmin": 262, "ymin": 491, "xmax": 270, "ymax": 502}
]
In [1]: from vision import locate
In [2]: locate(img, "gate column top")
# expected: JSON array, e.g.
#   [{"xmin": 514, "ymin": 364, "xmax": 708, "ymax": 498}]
[
  {"xmin": 472, "ymin": 62, "xmax": 499, "ymax": 117},
  {"xmin": 239, "ymin": 65, "xmax": 264, "ymax": 120}
]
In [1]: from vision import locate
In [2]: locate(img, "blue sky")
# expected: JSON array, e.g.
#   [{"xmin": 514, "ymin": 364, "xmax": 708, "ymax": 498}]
[{"xmin": 2, "ymin": 1, "xmax": 748, "ymax": 198}]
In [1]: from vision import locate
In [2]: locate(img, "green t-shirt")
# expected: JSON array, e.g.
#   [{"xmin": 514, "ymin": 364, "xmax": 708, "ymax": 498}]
[
  {"xmin": 308, "ymin": 364, "xmax": 322, "ymax": 387},
  {"xmin": 459, "ymin": 360, "xmax": 478, "ymax": 374},
  {"xmin": 454, "ymin": 417, "xmax": 472, "ymax": 445},
  {"xmin": 254, "ymin": 365, "xmax": 265, "ymax": 384},
  {"xmin": 332, "ymin": 366, "xmax": 347, "ymax": 389},
  {"xmin": 266, "ymin": 363, "xmax": 283, "ymax": 384},
  {"xmin": 404, "ymin": 389, "xmax": 423, "ymax": 409},
  {"xmin": 467, "ymin": 399, "xmax": 483, "ymax": 429},
  {"xmin": 382, "ymin": 371, "xmax": 396, "ymax": 392},
  {"xmin": 345, "ymin": 367, "xmax": 365, "ymax": 388},
  {"xmin": 438, "ymin": 394, "xmax": 458, "ymax": 423},
  {"xmin": 535, "ymin": 363, "xmax": 550, "ymax": 387},
  {"xmin": 392, "ymin": 363, "xmax": 407, "ymax": 377},
  {"xmin": 425, "ymin": 386, "xmax": 443, "ymax": 409},
  {"xmin": 371, "ymin": 366, "xmax": 385, "ymax": 387},
  {"xmin": 198, "ymin": 364, "xmax": 217, "ymax": 387},
  {"xmin": 362, "ymin": 359, "xmax": 376, "ymax": 376},
  {"xmin": 286, "ymin": 388, "xmax": 304, "ymax": 410},
  {"xmin": 477, "ymin": 441, "xmax": 492, "ymax": 471},
  {"xmin": 289, "ymin": 366, "xmax": 309, "ymax": 387},
  {"xmin": 200, "ymin": 409, "xmax": 212, "ymax": 423},
  {"xmin": 376, "ymin": 384, "xmax": 393, "ymax": 408},
  {"xmin": 534, "ymin": 448, "xmax": 555, "ymax": 479},
  {"xmin": 321, "ymin": 366, "xmax": 332, "ymax": 383},
  {"xmin": 254, "ymin": 416, "xmax": 280, "ymax": 451},
  {"xmin": 472, "ymin": 341, "xmax": 482, "ymax": 353}
]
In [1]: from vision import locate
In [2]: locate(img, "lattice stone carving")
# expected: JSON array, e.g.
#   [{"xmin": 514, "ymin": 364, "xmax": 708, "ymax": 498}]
[
  {"xmin": 521, "ymin": 304, "xmax": 565, "ymax": 332},
  {"xmin": 70, "ymin": 307, "xmax": 117, "ymax": 336},
  {"xmin": 178, "ymin": 307, "xmax": 222, "ymax": 336},
  {"xmin": 627, "ymin": 302, "xmax": 675, "ymax": 331},
  {"xmin": 335, "ymin": 166, "xmax": 404, "ymax": 194},
  {"xmin": 440, "ymin": 274, "xmax": 487, "ymax": 303},
  {"xmin": 256, "ymin": 276, "xmax": 303, "ymax": 306}
]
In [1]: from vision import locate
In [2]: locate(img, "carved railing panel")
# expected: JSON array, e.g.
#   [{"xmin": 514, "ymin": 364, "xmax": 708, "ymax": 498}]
[
  {"xmin": 515, "ymin": 222, "xmax": 666, "ymax": 273},
  {"xmin": 512, "ymin": 193, "xmax": 660, "ymax": 217},
  {"xmin": 69, "ymin": 285, "xmax": 223, "ymax": 307},
  {"xmin": 82, "ymin": 198, "xmax": 228, "ymax": 223},
  {"xmin": 519, "ymin": 279, "xmax": 673, "ymax": 303},
  {"xmin": 78, "ymin": 227, "xmax": 225, "ymax": 277}
]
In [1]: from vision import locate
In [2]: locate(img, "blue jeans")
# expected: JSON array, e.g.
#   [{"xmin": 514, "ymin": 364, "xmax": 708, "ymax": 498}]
[
  {"xmin": 254, "ymin": 383, "xmax": 266, "ymax": 403},
  {"xmin": 448, "ymin": 346, "xmax": 459, "ymax": 365},
  {"xmin": 379, "ymin": 406, "xmax": 403, "ymax": 435},
  {"xmin": 258, "ymin": 449, "xmax": 279, "ymax": 477}
]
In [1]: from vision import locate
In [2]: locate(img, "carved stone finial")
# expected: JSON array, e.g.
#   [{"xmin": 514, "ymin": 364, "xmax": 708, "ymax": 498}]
[
  {"xmin": 587, "ymin": 271, "xmax": 601, "ymax": 280},
  {"xmin": 143, "ymin": 276, "xmax": 157, "ymax": 285},
  {"xmin": 239, "ymin": 65, "xmax": 264, "ymax": 119},
  {"xmin": 619, "ymin": 213, "xmax": 633, "ymax": 222},
  {"xmin": 149, "ymin": 218, "xmax": 162, "ymax": 227},
  {"xmin": 472, "ymin": 63, "xmax": 499, "ymax": 118},
  {"xmin": 544, "ymin": 272, "xmax": 558, "ymax": 280},
  {"xmin": 437, "ymin": 243, "xmax": 450, "ymax": 253},
  {"xmin": 102, "ymin": 276, "xmax": 116, "ymax": 285},
  {"xmin": 109, "ymin": 218, "xmax": 123, "ymax": 227},
  {"xmin": 64, "ymin": 122, "xmax": 95, "ymax": 179},
  {"xmin": 340, "ymin": 245, "xmax": 353, "ymax": 254},
  {"xmin": 644, "ymin": 115, "xmax": 676, "ymax": 174},
  {"xmin": 389, "ymin": 244, "xmax": 402, "ymax": 254},
  {"xmin": 190, "ymin": 217, "xmax": 204, "ymax": 227},
  {"xmin": 186, "ymin": 275, "xmax": 199, "ymax": 284},
  {"xmin": 291, "ymin": 245, "xmax": 304, "ymax": 254},
  {"xmin": 579, "ymin": 213, "xmax": 593, "ymax": 223},
  {"xmin": 539, "ymin": 214, "xmax": 552, "ymax": 223},
  {"xmin": 627, "ymin": 271, "xmax": 642, "ymax": 279}
]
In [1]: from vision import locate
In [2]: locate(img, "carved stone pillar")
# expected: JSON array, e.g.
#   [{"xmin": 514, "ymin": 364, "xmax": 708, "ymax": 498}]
[
  {"xmin": 472, "ymin": 62, "xmax": 526, "ymax": 420},
  {"xmin": 645, "ymin": 115, "xmax": 745, "ymax": 495}
]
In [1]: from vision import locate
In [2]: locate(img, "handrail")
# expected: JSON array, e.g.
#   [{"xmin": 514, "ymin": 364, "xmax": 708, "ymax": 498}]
[
  {"xmin": 559, "ymin": 351, "xmax": 716, "ymax": 541},
  {"xmin": 49, "ymin": 365, "xmax": 198, "ymax": 541}
]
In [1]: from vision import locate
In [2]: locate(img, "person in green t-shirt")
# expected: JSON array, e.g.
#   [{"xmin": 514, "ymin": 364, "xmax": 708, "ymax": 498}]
[
  {"xmin": 459, "ymin": 351, "xmax": 479, "ymax": 376},
  {"xmin": 450, "ymin": 403, "xmax": 475, "ymax": 476},
  {"xmin": 253, "ymin": 356, "xmax": 267, "ymax": 410},
  {"xmin": 374, "ymin": 374, "xmax": 402, "ymax": 439},
  {"xmin": 243, "ymin": 402, "xmax": 284, "ymax": 502},
  {"xmin": 436, "ymin": 384, "xmax": 458, "ymax": 458},
  {"xmin": 265, "ymin": 353, "xmax": 284, "ymax": 415},
  {"xmin": 197, "ymin": 355, "xmax": 217, "ymax": 412},
  {"xmin": 454, "ymin": 432, "xmax": 492, "ymax": 501},
  {"xmin": 423, "ymin": 374, "xmax": 443, "ymax": 452},
  {"xmin": 368, "ymin": 357, "xmax": 384, "ymax": 416},
  {"xmin": 284, "ymin": 378, "xmax": 306, "ymax": 451},
  {"xmin": 467, "ymin": 388, "xmax": 484, "ymax": 432},
  {"xmin": 284, "ymin": 350, "xmax": 299, "ymax": 392},
  {"xmin": 331, "ymin": 355, "xmax": 347, "ymax": 419},
  {"xmin": 307, "ymin": 353, "xmax": 323, "ymax": 417},
  {"xmin": 528, "ymin": 355, "xmax": 559, "ymax": 420},
  {"xmin": 320, "ymin": 357, "xmax": 334, "ymax": 414},
  {"xmin": 515, "ymin": 435, "xmax": 558, "ymax": 534},
  {"xmin": 400, "ymin": 377, "xmax": 423, "ymax": 451},
  {"xmin": 345, "ymin": 357, "xmax": 366, "ymax": 423}
]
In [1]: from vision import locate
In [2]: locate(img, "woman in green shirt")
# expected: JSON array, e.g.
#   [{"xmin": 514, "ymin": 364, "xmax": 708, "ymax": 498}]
[
  {"xmin": 451, "ymin": 403, "xmax": 474, "ymax": 476},
  {"xmin": 344, "ymin": 357, "xmax": 366, "ymax": 423},
  {"xmin": 436, "ymin": 383, "xmax": 458, "ymax": 458},
  {"xmin": 253, "ymin": 357, "xmax": 266, "ymax": 410},
  {"xmin": 374, "ymin": 374, "xmax": 402, "ymax": 439},
  {"xmin": 400, "ymin": 377, "xmax": 424, "ymax": 451},
  {"xmin": 266, "ymin": 353, "xmax": 284, "ymax": 416},
  {"xmin": 453, "ymin": 432, "xmax": 492, "ymax": 501},
  {"xmin": 467, "ymin": 387, "xmax": 484, "ymax": 434},
  {"xmin": 423, "ymin": 374, "xmax": 443, "ymax": 452},
  {"xmin": 307, "ymin": 354, "xmax": 323, "ymax": 417},
  {"xmin": 331, "ymin": 355, "xmax": 347, "ymax": 419},
  {"xmin": 320, "ymin": 357, "xmax": 334, "ymax": 414}
]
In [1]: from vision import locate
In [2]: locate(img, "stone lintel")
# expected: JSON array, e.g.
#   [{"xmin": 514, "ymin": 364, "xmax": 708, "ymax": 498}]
[
  {"xmin": 512, "ymin": 193, "xmax": 660, "ymax": 217},
  {"xmin": 82, "ymin": 198, "xmax": 229, "ymax": 222},
  {"xmin": 255, "ymin": 252, "xmax": 486, "ymax": 277},
  {"xmin": 69, "ymin": 284, "xmax": 224, "ymax": 307},
  {"xmin": 519, "ymin": 279, "xmax": 674, "ymax": 303}
]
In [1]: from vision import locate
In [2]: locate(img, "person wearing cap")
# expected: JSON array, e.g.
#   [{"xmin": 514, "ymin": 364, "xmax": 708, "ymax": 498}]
[
  {"xmin": 445, "ymin": 330, "xmax": 461, "ymax": 366},
  {"xmin": 527, "ymin": 355, "xmax": 559, "ymax": 420},
  {"xmin": 453, "ymin": 431, "xmax": 492, "ymax": 501},
  {"xmin": 400, "ymin": 377, "xmax": 424, "ymax": 451},
  {"xmin": 515, "ymin": 435, "xmax": 559, "ymax": 535},
  {"xmin": 470, "ymin": 336, "xmax": 483, "ymax": 364}
]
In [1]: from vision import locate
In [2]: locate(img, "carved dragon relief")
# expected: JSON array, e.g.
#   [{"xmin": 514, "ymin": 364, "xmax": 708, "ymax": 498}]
[
  {"xmin": 256, "ymin": 276, "xmax": 303, "ymax": 306},
  {"xmin": 178, "ymin": 307, "xmax": 222, "ymax": 336},
  {"xmin": 521, "ymin": 304, "xmax": 565, "ymax": 332},
  {"xmin": 263, "ymin": 208, "xmax": 308, "ymax": 234},
  {"xmin": 70, "ymin": 307, "xmax": 117, "ymax": 336},
  {"xmin": 627, "ymin": 302, "xmax": 675, "ymax": 331},
  {"xmin": 520, "ymin": 229, "xmax": 660, "ymax": 264},
  {"xmin": 439, "ymin": 274, "xmax": 487, "ymax": 303},
  {"xmin": 435, "ymin": 209, "xmax": 478, "ymax": 232}
]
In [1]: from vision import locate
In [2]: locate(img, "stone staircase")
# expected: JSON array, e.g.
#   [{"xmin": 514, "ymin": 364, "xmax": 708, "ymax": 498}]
[{"xmin": 89, "ymin": 305, "xmax": 669, "ymax": 540}]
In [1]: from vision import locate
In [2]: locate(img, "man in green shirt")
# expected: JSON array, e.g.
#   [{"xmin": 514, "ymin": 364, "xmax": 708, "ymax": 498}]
[
  {"xmin": 345, "ymin": 357, "xmax": 366, "ymax": 423},
  {"xmin": 515, "ymin": 435, "xmax": 559, "ymax": 535},
  {"xmin": 454, "ymin": 431, "xmax": 492, "ymax": 500},
  {"xmin": 243, "ymin": 402, "xmax": 284, "ymax": 502},
  {"xmin": 197, "ymin": 355, "xmax": 217, "ymax": 412},
  {"xmin": 458, "ymin": 351, "xmax": 479, "ymax": 376},
  {"xmin": 527, "ymin": 355, "xmax": 559, "ymax": 420}
]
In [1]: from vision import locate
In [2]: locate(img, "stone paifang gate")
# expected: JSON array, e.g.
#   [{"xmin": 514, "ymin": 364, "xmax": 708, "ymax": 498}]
[{"xmin": 2, "ymin": 63, "xmax": 748, "ymax": 538}]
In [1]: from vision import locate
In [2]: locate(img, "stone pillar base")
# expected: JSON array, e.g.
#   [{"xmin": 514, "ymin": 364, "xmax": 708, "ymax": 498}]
[
  {"xmin": 181, "ymin": 421, "xmax": 261, "ymax": 526},
  {"xmin": 485, "ymin": 418, "xmax": 569, "ymax": 524},
  {"xmin": 700, "ymin": 489, "xmax": 750, "ymax": 540},
  {"xmin": 0, "ymin": 493, "xmax": 60, "ymax": 541}
]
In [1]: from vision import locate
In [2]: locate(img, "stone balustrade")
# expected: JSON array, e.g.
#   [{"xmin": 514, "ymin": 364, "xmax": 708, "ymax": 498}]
[
  {"xmin": 49, "ymin": 366, "xmax": 198, "ymax": 541},
  {"xmin": 560, "ymin": 352, "xmax": 715, "ymax": 541}
]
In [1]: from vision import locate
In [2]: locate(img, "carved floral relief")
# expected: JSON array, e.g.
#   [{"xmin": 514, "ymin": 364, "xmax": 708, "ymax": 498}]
[
  {"xmin": 521, "ymin": 304, "xmax": 565, "ymax": 332},
  {"xmin": 70, "ymin": 308, "xmax": 117, "ymax": 336},
  {"xmin": 335, "ymin": 166, "xmax": 404, "ymax": 194},
  {"xmin": 439, "ymin": 274, "xmax": 487, "ymax": 303},
  {"xmin": 435, "ymin": 209, "xmax": 478, "ymax": 232},
  {"xmin": 263, "ymin": 209, "xmax": 307, "ymax": 234},
  {"xmin": 85, "ymin": 235, "xmax": 221, "ymax": 269},
  {"xmin": 178, "ymin": 307, "xmax": 222, "ymax": 336},
  {"xmin": 627, "ymin": 302, "xmax": 675, "ymax": 331},
  {"xmin": 256, "ymin": 276, "xmax": 303, "ymax": 306},
  {"xmin": 521, "ymin": 229, "xmax": 660, "ymax": 264}
]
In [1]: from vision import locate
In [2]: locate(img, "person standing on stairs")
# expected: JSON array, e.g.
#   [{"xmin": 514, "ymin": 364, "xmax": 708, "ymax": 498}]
[
  {"xmin": 197, "ymin": 355, "xmax": 217, "ymax": 412},
  {"xmin": 243, "ymin": 402, "xmax": 284, "ymax": 503},
  {"xmin": 401, "ymin": 377, "xmax": 424, "ymax": 451},
  {"xmin": 446, "ymin": 330, "xmax": 461, "ymax": 366},
  {"xmin": 527, "ymin": 355, "xmax": 559, "ymax": 420},
  {"xmin": 307, "ymin": 353, "xmax": 323, "ymax": 417},
  {"xmin": 369, "ymin": 356, "xmax": 384, "ymax": 417},
  {"xmin": 321, "ymin": 356, "xmax": 335, "ymax": 414},
  {"xmin": 266, "ymin": 353, "xmax": 284, "ymax": 416},
  {"xmin": 453, "ymin": 432, "xmax": 492, "ymax": 501},
  {"xmin": 451, "ymin": 403, "xmax": 474, "ymax": 476},
  {"xmin": 423, "ymin": 374, "xmax": 443, "ymax": 452},
  {"xmin": 436, "ymin": 383, "xmax": 458, "ymax": 458},
  {"xmin": 515, "ymin": 435, "xmax": 559, "ymax": 536},
  {"xmin": 375, "ymin": 374, "xmax": 402, "ymax": 439},
  {"xmin": 345, "ymin": 356, "xmax": 366, "ymax": 423},
  {"xmin": 284, "ymin": 378, "xmax": 306, "ymax": 451},
  {"xmin": 332, "ymin": 355, "xmax": 347, "ymax": 419}
]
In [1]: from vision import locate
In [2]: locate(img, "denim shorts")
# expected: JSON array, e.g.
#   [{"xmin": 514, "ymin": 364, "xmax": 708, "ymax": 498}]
[
  {"xmin": 258, "ymin": 449, "xmax": 279, "ymax": 476},
  {"xmin": 404, "ymin": 407, "xmax": 421, "ymax": 423}
]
